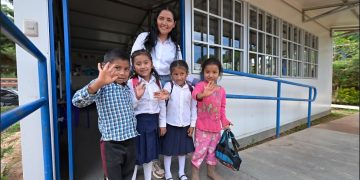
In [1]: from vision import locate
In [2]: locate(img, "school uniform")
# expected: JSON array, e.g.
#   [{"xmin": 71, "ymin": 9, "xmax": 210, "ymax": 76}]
[
  {"xmin": 160, "ymin": 81, "xmax": 197, "ymax": 156},
  {"xmin": 72, "ymin": 81, "xmax": 138, "ymax": 180},
  {"xmin": 128, "ymin": 75, "xmax": 166, "ymax": 165}
]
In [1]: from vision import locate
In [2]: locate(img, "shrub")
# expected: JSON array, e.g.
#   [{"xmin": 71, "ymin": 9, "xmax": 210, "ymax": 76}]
[{"xmin": 335, "ymin": 87, "xmax": 359, "ymax": 105}]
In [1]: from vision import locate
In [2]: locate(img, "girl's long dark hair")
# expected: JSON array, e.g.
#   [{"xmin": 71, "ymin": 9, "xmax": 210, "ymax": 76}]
[
  {"xmin": 144, "ymin": 7, "xmax": 180, "ymax": 58},
  {"xmin": 130, "ymin": 49, "xmax": 160, "ymax": 81}
]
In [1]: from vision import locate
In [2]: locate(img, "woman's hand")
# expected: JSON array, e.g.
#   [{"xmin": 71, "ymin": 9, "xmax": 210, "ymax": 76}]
[
  {"xmin": 187, "ymin": 127, "xmax": 194, "ymax": 137},
  {"xmin": 154, "ymin": 89, "xmax": 170, "ymax": 100},
  {"xmin": 159, "ymin": 127, "xmax": 167, "ymax": 136}
]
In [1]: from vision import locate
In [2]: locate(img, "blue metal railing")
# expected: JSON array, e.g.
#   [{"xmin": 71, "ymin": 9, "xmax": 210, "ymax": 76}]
[
  {"xmin": 0, "ymin": 12, "xmax": 53, "ymax": 180},
  {"xmin": 223, "ymin": 69, "xmax": 317, "ymax": 137}
]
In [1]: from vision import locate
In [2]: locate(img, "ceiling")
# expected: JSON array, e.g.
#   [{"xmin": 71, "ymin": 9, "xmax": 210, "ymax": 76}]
[{"xmin": 62, "ymin": 0, "xmax": 359, "ymax": 54}]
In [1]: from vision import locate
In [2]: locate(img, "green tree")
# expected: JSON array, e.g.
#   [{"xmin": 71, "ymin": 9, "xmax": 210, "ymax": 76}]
[
  {"xmin": 332, "ymin": 32, "xmax": 359, "ymax": 105},
  {"xmin": 1, "ymin": 4, "xmax": 16, "ymax": 77}
]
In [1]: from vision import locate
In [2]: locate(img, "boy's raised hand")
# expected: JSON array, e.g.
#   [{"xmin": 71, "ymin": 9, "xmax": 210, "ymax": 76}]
[{"xmin": 97, "ymin": 62, "xmax": 118, "ymax": 86}]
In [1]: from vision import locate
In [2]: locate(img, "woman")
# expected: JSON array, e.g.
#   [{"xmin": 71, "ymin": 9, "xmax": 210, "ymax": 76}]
[{"xmin": 131, "ymin": 7, "xmax": 181, "ymax": 86}]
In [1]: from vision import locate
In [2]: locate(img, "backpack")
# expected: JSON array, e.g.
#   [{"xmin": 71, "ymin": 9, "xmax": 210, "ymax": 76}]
[
  {"xmin": 215, "ymin": 129, "xmax": 242, "ymax": 171},
  {"xmin": 165, "ymin": 81, "xmax": 193, "ymax": 106}
]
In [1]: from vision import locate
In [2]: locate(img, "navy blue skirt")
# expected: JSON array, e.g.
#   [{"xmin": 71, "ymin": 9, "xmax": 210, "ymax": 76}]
[
  {"xmin": 135, "ymin": 113, "xmax": 159, "ymax": 165},
  {"xmin": 160, "ymin": 124, "xmax": 195, "ymax": 156}
]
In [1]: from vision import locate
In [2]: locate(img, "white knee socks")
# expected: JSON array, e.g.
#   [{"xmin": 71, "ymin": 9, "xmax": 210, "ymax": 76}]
[
  {"xmin": 164, "ymin": 156, "xmax": 172, "ymax": 179},
  {"xmin": 178, "ymin": 155, "xmax": 186, "ymax": 177},
  {"xmin": 143, "ymin": 161, "xmax": 153, "ymax": 180},
  {"xmin": 131, "ymin": 165, "xmax": 138, "ymax": 180}
]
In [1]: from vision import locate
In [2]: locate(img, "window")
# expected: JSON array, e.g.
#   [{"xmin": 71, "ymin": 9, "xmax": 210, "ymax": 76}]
[
  {"xmin": 281, "ymin": 21, "xmax": 302, "ymax": 77},
  {"xmin": 193, "ymin": 0, "xmax": 245, "ymax": 72},
  {"xmin": 248, "ymin": 6, "xmax": 279, "ymax": 75},
  {"xmin": 303, "ymin": 31, "xmax": 318, "ymax": 78}
]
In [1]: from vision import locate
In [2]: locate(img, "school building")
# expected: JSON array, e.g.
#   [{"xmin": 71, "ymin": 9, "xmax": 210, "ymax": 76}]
[{"xmin": 2, "ymin": 0, "xmax": 358, "ymax": 179}]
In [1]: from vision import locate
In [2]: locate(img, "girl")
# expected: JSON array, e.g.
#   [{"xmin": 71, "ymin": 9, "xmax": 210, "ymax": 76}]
[
  {"xmin": 191, "ymin": 58, "xmax": 232, "ymax": 180},
  {"xmin": 129, "ymin": 49, "xmax": 167, "ymax": 180},
  {"xmin": 131, "ymin": 7, "xmax": 181, "ymax": 86},
  {"xmin": 160, "ymin": 60, "xmax": 197, "ymax": 180}
]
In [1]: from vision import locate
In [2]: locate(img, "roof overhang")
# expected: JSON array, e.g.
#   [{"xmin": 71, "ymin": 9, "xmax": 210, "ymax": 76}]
[{"xmin": 282, "ymin": 0, "xmax": 359, "ymax": 36}]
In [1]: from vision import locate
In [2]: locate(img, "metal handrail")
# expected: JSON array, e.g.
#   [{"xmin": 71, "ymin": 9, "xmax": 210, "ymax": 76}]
[
  {"xmin": 223, "ymin": 69, "xmax": 317, "ymax": 137},
  {"xmin": 0, "ymin": 12, "xmax": 53, "ymax": 180}
]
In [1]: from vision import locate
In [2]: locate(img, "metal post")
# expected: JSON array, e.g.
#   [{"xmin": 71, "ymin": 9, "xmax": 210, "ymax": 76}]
[
  {"xmin": 62, "ymin": 0, "xmax": 74, "ymax": 179},
  {"xmin": 307, "ymin": 87, "xmax": 313, "ymax": 128},
  {"xmin": 48, "ymin": 0, "xmax": 61, "ymax": 178},
  {"xmin": 180, "ymin": 0, "xmax": 186, "ymax": 58},
  {"xmin": 276, "ymin": 81, "xmax": 281, "ymax": 138}
]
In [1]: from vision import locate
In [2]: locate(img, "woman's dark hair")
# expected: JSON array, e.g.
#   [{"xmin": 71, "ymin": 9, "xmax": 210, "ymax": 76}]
[
  {"xmin": 130, "ymin": 49, "xmax": 160, "ymax": 80},
  {"xmin": 200, "ymin": 58, "xmax": 223, "ymax": 80},
  {"xmin": 170, "ymin": 60, "xmax": 189, "ymax": 74},
  {"xmin": 144, "ymin": 7, "xmax": 179, "ymax": 57},
  {"xmin": 103, "ymin": 48, "xmax": 130, "ymax": 64}
]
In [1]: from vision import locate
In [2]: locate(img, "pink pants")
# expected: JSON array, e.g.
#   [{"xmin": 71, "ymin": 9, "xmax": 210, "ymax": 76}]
[{"xmin": 191, "ymin": 128, "xmax": 221, "ymax": 168}]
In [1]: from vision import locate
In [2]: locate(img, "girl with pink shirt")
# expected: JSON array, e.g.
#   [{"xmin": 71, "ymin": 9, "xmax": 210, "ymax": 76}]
[{"xmin": 191, "ymin": 58, "xmax": 232, "ymax": 180}]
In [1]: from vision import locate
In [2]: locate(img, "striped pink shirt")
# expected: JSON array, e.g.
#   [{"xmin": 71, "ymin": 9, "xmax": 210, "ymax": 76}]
[{"xmin": 192, "ymin": 81, "xmax": 231, "ymax": 133}]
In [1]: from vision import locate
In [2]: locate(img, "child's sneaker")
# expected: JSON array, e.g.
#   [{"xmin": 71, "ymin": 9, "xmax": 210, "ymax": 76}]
[{"xmin": 152, "ymin": 160, "xmax": 165, "ymax": 179}]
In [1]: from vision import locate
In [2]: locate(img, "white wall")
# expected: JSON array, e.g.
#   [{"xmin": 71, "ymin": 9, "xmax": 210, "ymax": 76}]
[
  {"xmin": 14, "ymin": 0, "xmax": 54, "ymax": 179},
  {"xmin": 185, "ymin": 0, "xmax": 333, "ymax": 138}
]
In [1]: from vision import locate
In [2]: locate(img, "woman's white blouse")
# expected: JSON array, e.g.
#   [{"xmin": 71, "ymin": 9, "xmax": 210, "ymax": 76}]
[
  {"xmin": 163, "ymin": 81, "xmax": 197, "ymax": 127},
  {"xmin": 131, "ymin": 32, "xmax": 182, "ymax": 76},
  {"xmin": 128, "ymin": 75, "xmax": 166, "ymax": 127}
]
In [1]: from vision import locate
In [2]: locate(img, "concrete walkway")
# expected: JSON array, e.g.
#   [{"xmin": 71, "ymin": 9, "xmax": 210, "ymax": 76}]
[
  {"xmin": 160, "ymin": 113, "xmax": 359, "ymax": 180},
  {"xmin": 331, "ymin": 104, "xmax": 359, "ymax": 110}
]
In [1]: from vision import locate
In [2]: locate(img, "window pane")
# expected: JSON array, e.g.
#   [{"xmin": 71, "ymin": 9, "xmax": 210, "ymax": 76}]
[
  {"xmin": 297, "ymin": 45, "xmax": 301, "ymax": 60},
  {"xmin": 223, "ymin": 48, "xmax": 233, "ymax": 70},
  {"xmin": 272, "ymin": 57, "xmax": 278, "ymax": 75},
  {"xmin": 282, "ymin": 41, "xmax": 287, "ymax": 58},
  {"xmin": 258, "ymin": 11, "xmax": 264, "ymax": 31},
  {"xmin": 194, "ymin": 43, "xmax": 207, "ymax": 70},
  {"xmin": 234, "ymin": 51, "xmax": 242, "ymax": 71},
  {"xmin": 223, "ymin": 0, "xmax": 232, "ymax": 20},
  {"xmin": 282, "ymin": 22, "xmax": 287, "ymax": 39},
  {"xmin": 266, "ymin": 35, "xmax": 272, "ymax": 54},
  {"xmin": 258, "ymin": 32, "xmax": 264, "ymax": 53},
  {"xmin": 209, "ymin": 46, "xmax": 220, "ymax": 60},
  {"xmin": 265, "ymin": 56, "xmax": 272, "ymax": 75},
  {"xmin": 311, "ymin": 64, "xmax": 315, "ymax": 77},
  {"xmin": 249, "ymin": 53, "xmax": 257, "ymax": 74},
  {"xmin": 293, "ymin": 27, "xmax": 298, "ymax": 42},
  {"xmin": 291, "ymin": 61, "xmax": 297, "ymax": 77},
  {"xmin": 266, "ymin": 15, "xmax": 272, "ymax": 33},
  {"xmin": 293, "ymin": 44, "xmax": 298, "ymax": 60},
  {"xmin": 249, "ymin": 30, "xmax": 257, "ymax": 51},
  {"xmin": 287, "ymin": 42, "xmax": 291, "ymax": 59},
  {"xmin": 235, "ymin": 1, "xmax": 242, "ymax": 23},
  {"xmin": 282, "ymin": 59, "xmax": 287, "ymax": 76},
  {"xmin": 287, "ymin": 60, "xmax": 292, "ymax": 76},
  {"xmin": 194, "ymin": 0, "xmax": 207, "ymax": 11},
  {"xmin": 258, "ymin": 55, "xmax": 264, "ymax": 74},
  {"xmin": 304, "ymin": 48, "xmax": 309, "ymax": 62},
  {"xmin": 234, "ymin": 25, "xmax": 243, "ymax": 49},
  {"xmin": 209, "ymin": 0, "xmax": 220, "ymax": 15},
  {"xmin": 297, "ymin": 62, "xmax": 301, "ymax": 77},
  {"xmin": 223, "ymin": 21, "xmax": 232, "ymax": 47},
  {"xmin": 273, "ymin": 18, "xmax": 278, "ymax": 35},
  {"xmin": 209, "ymin": 17, "xmax": 220, "ymax": 44},
  {"xmin": 250, "ymin": 8, "xmax": 257, "ymax": 28},
  {"xmin": 305, "ymin": 32, "xmax": 309, "ymax": 46},
  {"xmin": 288, "ymin": 24, "xmax": 292, "ymax": 40},
  {"xmin": 311, "ymin": 50, "xmax": 316, "ymax": 63},
  {"xmin": 312, "ymin": 35, "xmax": 316, "ymax": 48},
  {"xmin": 194, "ymin": 12, "xmax": 207, "ymax": 42},
  {"xmin": 273, "ymin": 37, "xmax": 278, "ymax": 55}
]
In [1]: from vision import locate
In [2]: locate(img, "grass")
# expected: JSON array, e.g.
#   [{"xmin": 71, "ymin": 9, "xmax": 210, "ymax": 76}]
[{"xmin": 239, "ymin": 108, "xmax": 359, "ymax": 151}]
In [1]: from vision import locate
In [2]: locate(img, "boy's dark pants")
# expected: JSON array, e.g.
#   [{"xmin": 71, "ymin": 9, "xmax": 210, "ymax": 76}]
[{"xmin": 100, "ymin": 138, "xmax": 136, "ymax": 180}]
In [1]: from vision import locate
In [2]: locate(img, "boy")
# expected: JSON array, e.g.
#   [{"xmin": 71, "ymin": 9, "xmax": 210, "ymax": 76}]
[{"xmin": 72, "ymin": 49, "xmax": 138, "ymax": 180}]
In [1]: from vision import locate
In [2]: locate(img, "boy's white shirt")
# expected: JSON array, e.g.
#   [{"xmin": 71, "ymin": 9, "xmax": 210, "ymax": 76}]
[
  {"xmin": 164, "ymin": 81, "xmax": 197, "ymax": 128},
  {"xmin": 128, "ymin": 75, "xmax": 166, "ymax": 127}
]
